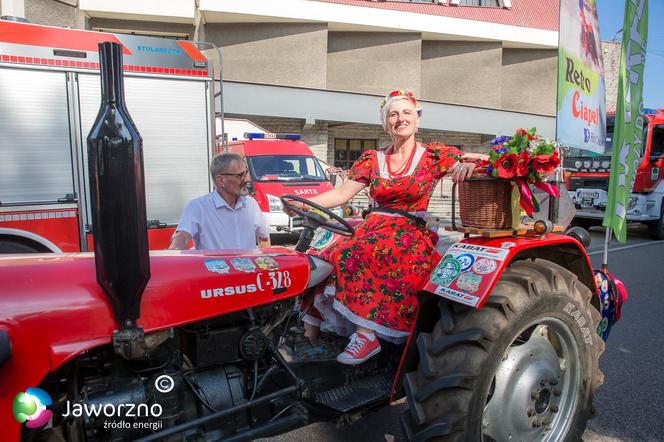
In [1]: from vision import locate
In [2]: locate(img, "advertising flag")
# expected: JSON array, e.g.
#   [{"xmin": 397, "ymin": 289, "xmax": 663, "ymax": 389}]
[
  {"xmin": 556, "ymin": 0, "xmax": 606, "ymax": 153},
  {"xmin": 603, "ymin": 0, "xmax": 648, "ymax": 243}
]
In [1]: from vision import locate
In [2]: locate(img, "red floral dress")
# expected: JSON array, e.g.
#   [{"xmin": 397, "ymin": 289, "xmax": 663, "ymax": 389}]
[{"xmin": 305, "ymin": 142, "xmax": 462, "ymax": 343}]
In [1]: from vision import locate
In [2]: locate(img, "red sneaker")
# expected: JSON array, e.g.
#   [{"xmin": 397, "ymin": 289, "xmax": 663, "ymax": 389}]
[{"xmin": 336, "ymin": 332, "xmax": 381, "ymax": 365}]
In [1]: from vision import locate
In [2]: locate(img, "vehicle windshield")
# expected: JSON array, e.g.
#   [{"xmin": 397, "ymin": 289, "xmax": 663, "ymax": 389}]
[{"xmin": 248, "ymin": 155, "xmax": 328, "ymax": 182}]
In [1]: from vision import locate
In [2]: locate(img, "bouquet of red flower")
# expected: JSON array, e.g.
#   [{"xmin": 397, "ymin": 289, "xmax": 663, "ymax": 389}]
[{"xmin": 478, "ymin": 128, "xmax": 561, "ymax": 218}]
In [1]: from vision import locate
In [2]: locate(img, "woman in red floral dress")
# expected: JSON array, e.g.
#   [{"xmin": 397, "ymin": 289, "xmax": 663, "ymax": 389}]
[{"xmin": 293, "ymin": 90, "xmax": 480, "ymax": 364}]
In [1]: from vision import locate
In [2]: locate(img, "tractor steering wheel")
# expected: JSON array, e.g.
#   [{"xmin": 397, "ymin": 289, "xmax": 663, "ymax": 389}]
[{"xmin": 280, "ymin": 194, "xmax": 354, "ymax": 237}]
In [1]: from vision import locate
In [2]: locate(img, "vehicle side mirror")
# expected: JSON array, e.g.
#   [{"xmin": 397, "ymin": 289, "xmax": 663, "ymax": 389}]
[{"xmin": 330, "ymin": 174, "xmax": 338, "ymax": 186}]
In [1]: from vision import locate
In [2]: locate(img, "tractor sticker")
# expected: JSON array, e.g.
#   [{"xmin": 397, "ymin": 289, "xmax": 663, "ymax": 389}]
[
  {"xmin": 652, "ymin": 167, "xmax": 659, "ymax": 182},
  {"xmin": 472, "ymin": 258, "xmax": 497, "ymax": 275},
  {"xmin": 450, "ymin": 243, "xmax": 510, "ymax": 260},
  {"xmin": 204, "ymin": 259, "xmax": 230, "ymax": 274},
  {"xmin": 456, "ymin": 253, "xmax": 475, "ymax": 272},
  {"xmin": 430, "ymin": 256, "xmax": 461, "ymax": 286},
  {"xmin": 311, "ymin": 228, "xmax": 334, "ymax": 250},
  {"xmin": 230, "ymin": 258, "xmax": 256, "ymax": 273},
  {"xmin": 500, "ymin": 242, "xmax": 517, "ymax": 249},
  {"xmin": 200, "ymin": 283, "xmax": 261, "ymax": 298},
  {"xmin": 434, "ymin": 285, "xmax": 480, "ymax": 307},
  {"xmin": 456, "ymin": 272, "xmax": 482, "ymax": 293},
  {"xmin": 425, "ymin": 242, "xmax": 509, "ymax": 307},
  {"xmin": 255, "ymin": 256, "xmax": 279, "ymax": 270}
]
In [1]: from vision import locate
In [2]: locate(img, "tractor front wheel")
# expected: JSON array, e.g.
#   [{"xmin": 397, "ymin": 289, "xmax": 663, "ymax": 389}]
[{"xmin": 402, "ymin": 259, "xmax": 605, "ymax": 441}]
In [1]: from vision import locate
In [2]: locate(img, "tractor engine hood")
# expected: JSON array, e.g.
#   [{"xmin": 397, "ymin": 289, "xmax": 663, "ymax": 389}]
[{"xmin": 0, "ymin": 248, "xmax": 308, "ymax": 380}]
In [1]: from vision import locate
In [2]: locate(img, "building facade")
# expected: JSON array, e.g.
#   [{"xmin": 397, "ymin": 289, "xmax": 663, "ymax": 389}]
[{"xmin": 1, "ymin": 0, "xmax": 561, "ymax": 213}]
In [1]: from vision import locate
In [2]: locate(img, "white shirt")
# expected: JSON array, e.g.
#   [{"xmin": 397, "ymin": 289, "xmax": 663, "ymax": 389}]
[{"xmin": 175, "ymin": 192, "xmax": 269, "ymax": 250}]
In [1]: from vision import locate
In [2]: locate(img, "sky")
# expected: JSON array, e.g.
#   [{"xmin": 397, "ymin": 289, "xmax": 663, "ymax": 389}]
[{"xmin": 596, "ymin": 0, "xmax": 663, "ymax": 109}]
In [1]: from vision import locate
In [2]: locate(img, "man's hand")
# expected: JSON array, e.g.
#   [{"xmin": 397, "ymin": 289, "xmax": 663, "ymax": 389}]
[
  {"xmin": 169, "ymin": 231, "xmax": 192, "ymax": 250},
  {"xmin": 257, "ymin": 236, "xmax": 271, "ymax": 249}
]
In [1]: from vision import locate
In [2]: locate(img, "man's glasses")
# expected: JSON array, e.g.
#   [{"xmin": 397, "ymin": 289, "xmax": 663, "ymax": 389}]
[{"xmin": 219, "ymin": 170, "xmax": 248, "ymax": 179}]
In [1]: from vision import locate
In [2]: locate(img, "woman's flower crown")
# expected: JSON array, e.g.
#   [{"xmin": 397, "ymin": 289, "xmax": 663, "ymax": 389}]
[{"xmin": 380, "ymin": 89, "xmax": 423, "ymax": 117}]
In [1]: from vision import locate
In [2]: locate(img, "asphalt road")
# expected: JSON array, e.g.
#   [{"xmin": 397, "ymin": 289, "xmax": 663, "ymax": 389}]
[{"xmin": 267, "ymin": 225, "xmax": 664, "ymax": 441}]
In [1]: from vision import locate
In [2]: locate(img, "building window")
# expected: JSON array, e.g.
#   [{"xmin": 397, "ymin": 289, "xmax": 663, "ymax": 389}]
[
  {"xmin": 92, "ymin": 28, "xmax": 190, "ymax": 40},
  {"xmin": 334, "ymin": 139, "xmax": 377, "ymax": 169},
  {"xmin": 458, "ymin": 0, "xmax": 500, "ymax": 6}
]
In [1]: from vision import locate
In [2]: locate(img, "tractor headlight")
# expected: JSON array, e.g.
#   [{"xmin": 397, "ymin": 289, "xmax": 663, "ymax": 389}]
[
  {"xmin": 601, "ymin": 160, "xmax": 611, "ymax": 169},
  {"xmin": 266, "ymin": 194, "xmax": 283, "ymax": 212}
]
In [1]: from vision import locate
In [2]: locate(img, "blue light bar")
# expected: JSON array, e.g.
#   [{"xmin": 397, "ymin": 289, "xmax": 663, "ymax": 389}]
[{"xmin": 244, "ymin": 132, "xmax": 301, "ymax": 140}]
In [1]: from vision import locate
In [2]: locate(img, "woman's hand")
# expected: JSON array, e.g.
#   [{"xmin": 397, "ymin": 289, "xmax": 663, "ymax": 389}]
[
  {"xmin": 283, "ymin": 200, "xmax": 307, "ymax": 217},
  {"xmin": 450, "ymin": 162, "xmax": 477, "ymax": 182}
]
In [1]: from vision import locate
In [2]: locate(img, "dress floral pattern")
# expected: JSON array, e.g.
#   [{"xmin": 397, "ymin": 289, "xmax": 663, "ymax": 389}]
[{"xmin": 306, "ymin": 142, "xmax": 462, "ymax": 343}]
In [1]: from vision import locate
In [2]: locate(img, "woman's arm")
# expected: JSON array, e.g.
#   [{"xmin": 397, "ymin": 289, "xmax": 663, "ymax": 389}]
[
  {"xmin": 307, "ymin": 179, "xmax": 366, "ymax": 208},
  {"xmin": 310, "ymin": 180, "xmax": 364, "ymax": 208}
]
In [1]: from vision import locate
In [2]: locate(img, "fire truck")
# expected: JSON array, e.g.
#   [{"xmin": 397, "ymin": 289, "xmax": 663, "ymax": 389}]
[
  {"xmin": 566, "ymin": 108, "xmax": 664, "ymax": 239},
  {"xmin": 227, "ymin": 133, "xmax": 339, "ymax": 233},
  {"xmin": 0, "ymin": 20, "xmax": 217, "ymax": 252}
]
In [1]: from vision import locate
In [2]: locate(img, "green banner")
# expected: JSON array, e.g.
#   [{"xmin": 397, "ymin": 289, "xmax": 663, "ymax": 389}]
[{"xmin": 602, "ymin": 0, "xmax": 648, "ymax": 243}]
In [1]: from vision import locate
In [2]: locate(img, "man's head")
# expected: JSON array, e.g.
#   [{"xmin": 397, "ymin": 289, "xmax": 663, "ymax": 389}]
[{"xmin": 210, "ymin": 153, "xmax": 250, "ymax": 199}]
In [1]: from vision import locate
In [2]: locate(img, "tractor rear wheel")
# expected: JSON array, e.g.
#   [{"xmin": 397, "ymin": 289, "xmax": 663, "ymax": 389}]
[{"xmin": 402, "ymin": 259, "xmax": 604, "ymax": 441}]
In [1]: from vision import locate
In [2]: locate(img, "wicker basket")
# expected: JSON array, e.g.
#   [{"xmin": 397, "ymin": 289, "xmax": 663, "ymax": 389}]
[{"xmin": 458, "ymin": 179, "xmax": 513, "ymax": 229}]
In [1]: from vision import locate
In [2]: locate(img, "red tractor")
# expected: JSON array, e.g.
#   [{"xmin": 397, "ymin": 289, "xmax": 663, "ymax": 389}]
[{"xmin": 0, "ymin": 45, "xmax": 625, "ymax": 442}]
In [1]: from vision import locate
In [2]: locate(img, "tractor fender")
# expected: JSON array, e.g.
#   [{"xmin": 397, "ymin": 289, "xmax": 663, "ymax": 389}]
[
  {"xmin": 390, "ymin": 233, "xmax": 599, "ymax": 401},
  {"xmin": 422, "ymin": 233, "xmax": 598, "ymax": 311},
  {"xmin": 0, "ymin": 228, "xmax": 62, "ymax": 253}
]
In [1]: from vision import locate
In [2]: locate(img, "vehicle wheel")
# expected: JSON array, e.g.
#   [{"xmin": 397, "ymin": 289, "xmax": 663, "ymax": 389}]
[
  {"xmin": 647, "ymin": 201, "xmax": 664, "ymax": 240},
  {"xmin": 402, "ymin": 259, "xmax": 604, "ymax": 441},
  {"xmin": 0, "ymin": 239, "xmax": 42, "ymax": 253}
]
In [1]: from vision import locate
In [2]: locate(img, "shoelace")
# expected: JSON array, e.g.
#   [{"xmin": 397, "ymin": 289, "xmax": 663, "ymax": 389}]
[{"xmin": 345, "ymin": 334, "xmax": 368, "ymax": 356}]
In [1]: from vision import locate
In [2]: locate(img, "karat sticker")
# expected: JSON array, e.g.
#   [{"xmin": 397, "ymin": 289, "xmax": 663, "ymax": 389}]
[
  {"xmin": 472, "ymin": 258, "xmax": 497, "ymax": 275},
  {"xmin": 230, "ymin": 257, "xmax": 256, "ymax": 273},
  {"xmin": 430, "ymin": 257, "xmax": 461, "ymax": 286},
  {"xmin": 255, "ymin": 256, "xmax": 279, "ymax": 270},
  {"xmin": 501, "ymin": 242, "xmax": 517, "ymax": 249},
  {"xmin": 601, "ymin": 279, "xmax": 608, "ymax": 293},
  {"xmin": 448, "ymin": 243, "xmax": 510, "ymax": 261},
  {"xmin": 205, "ymin": 259, "xmax": 230, "ymax": 274},
  {"xmin": 456, "ymin": 253, "xmax": 475, "ymax": 272},
  {"xmin": 456, "ymin": 272, "xmax": 482, "ymax": 293},
  {"xmin": 434, "ymin": 285, "xmax": 480, "ymax": 307}
]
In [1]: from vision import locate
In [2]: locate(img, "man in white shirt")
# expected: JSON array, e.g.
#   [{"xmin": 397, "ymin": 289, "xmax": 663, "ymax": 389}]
[{"xmin": 169, "ymin": 153, "xmax": 270, "ymax": 250}]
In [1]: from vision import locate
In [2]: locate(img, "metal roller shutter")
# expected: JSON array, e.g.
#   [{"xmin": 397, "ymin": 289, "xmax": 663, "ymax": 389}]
[
  {"xmin": 78, "ymin": 74, "xmax": 211, "ymax": 225},
  {"xmin": 0, "ymin": 68, "xmax": 73, "ymax": 204}
]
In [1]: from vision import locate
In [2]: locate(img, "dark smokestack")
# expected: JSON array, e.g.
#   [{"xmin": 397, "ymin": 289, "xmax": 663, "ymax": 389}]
[{"xmin": 87, "ymin": 41, "xmax": 150, "ymax": 330}]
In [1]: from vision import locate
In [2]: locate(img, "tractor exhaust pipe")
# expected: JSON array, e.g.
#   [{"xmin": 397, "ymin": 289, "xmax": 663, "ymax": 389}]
[{"xmin": 87, "ymin": 41, "xmax": 151, "ymax": 359}]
